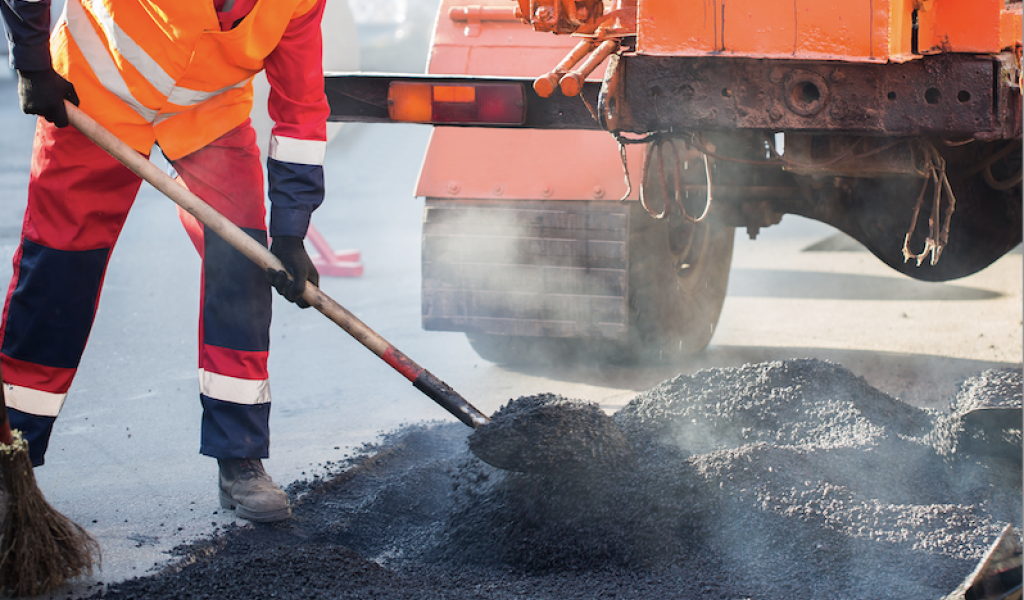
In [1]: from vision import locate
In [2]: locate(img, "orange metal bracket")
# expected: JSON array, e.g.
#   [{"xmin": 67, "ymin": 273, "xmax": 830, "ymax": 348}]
[
  {"xmin": 560, "ymin": 39, "xmax": 620, "ymax": 96},
  {"xmin": 533, "ymin": 38, "xmax": 599, "ymax": 97}
]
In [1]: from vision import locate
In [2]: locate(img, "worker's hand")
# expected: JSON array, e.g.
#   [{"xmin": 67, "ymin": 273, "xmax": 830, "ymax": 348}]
[
  {"xmin": 267, "ymin": 236, "xmax": 319, "ymax": 309},
  {"xmin": 16, "ymin": 68, "xmax": 80, "ymax": 128}
]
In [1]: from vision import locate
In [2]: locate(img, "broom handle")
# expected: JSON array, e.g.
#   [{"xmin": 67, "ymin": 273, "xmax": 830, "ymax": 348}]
[
  {"xmin": 65, "ymin": 102, "xmax": 490, "ymax": 430},
  {"xmin": 0, "ymin": 366, "xmax": 12, "ymax": 446}
]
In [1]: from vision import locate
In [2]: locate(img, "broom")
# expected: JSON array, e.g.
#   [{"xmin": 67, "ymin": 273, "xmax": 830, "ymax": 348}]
[{"xmin": 0, "ymin": 379, "xmax": 100, "ymax": 597}]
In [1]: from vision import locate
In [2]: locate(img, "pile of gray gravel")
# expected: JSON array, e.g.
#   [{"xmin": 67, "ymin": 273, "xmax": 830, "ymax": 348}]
[{"xmin": 89, "ymin": 359, "xmax": 1021, "ymax": 600}]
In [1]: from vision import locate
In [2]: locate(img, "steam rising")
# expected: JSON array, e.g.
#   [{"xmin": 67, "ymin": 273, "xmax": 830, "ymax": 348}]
[
  {"xmin": 423, "ymin": 200, "xmax": 630, "ymax": 341},
  {"xmin": 335, "ymin": 359, "xmax": 1021, "ymax": 598},
  {"xmin": 89, "ymin": 359, "xmax": 1022, "ymax": 599}
]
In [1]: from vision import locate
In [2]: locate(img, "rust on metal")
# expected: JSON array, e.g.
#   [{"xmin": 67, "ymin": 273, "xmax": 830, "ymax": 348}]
[
  {"xmin": 603, "ymin": 53, "xmax": 1021, "ymax": 140},
  {"xmin": 514, "ymin": 0, "xmax": 636, "ymax": 38}
]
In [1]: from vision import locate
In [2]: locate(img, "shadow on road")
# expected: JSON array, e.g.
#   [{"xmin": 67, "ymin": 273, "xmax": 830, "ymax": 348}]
[{"xmin": 728, "ymin": 268, "xmax": 1002, "ymax": 301}]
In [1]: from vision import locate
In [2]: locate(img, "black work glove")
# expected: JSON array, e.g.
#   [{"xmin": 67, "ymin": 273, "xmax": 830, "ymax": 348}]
[
  {"xmin": 16, "ymin": 68, "xmax": 80, "ymax": 128},
  {"xmin": 267, "ymin": 236, "xmax": 319, "ymax": 309}
]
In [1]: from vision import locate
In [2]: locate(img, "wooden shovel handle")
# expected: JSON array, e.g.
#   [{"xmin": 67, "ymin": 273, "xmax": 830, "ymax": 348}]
[{"xmin": 65, "ymin": 102, "xmax": 489, "ymax": 429}]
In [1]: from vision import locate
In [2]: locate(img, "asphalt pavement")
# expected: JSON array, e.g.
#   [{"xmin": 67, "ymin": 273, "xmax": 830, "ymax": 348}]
[{"xmin": 0, "ymin": 68, "xmax": 1020, "ymax": 597}]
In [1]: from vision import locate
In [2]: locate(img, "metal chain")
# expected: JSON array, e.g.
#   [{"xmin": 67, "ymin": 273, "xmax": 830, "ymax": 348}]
[
  {"xmin": 901, "ymin": 141, "xmax": 957, "ymax": 267},
  {"xmin": 613, "ymin": 131, "xmax": 658, "ymax": 202},
  {"xmin": 630, "ymin": 134, "xmax": 713, "ymax": 222}
]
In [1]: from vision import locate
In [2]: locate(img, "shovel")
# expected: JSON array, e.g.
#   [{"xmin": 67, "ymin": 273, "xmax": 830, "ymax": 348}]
[
  {"xmin": 64, "ymin": 103, "xmax": 491, "ymax": 432},
  {"xmin": 65, "ymin": 103, "xmax": 635, "ymax": 477}
]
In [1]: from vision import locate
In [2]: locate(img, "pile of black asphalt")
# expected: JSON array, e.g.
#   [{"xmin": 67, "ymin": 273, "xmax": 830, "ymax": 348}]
[
  {"xmin": 86, "ymin": 359, "xmax": 1021, "ymax": 600},
  {"xmin": 468, "ymin": 392, "xmax": 637, "ymax": 475}
]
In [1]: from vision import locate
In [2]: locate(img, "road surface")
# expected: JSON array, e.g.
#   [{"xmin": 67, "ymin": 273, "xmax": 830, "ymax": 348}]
[{"xmin": 0, "ymin": 70, "xmax": 1019, "ymax": 597}]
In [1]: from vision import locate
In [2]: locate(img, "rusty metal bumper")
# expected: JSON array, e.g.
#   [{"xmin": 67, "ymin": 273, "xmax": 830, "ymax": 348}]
[{"xmin": 326, "ymin": 52, "xmax": 1021, "ymax": 140}]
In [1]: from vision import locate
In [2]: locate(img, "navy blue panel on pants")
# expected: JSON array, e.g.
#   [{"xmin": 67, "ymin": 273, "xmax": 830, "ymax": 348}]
[
  {"xmin": 3, "ymin": 240, "xmax": 110, "ymax": 368},
  {"xmin": 199, "ymin": 395, "xmax": 271, "ymax": 459},
  {"xmin": 9, "ymin": 408, "xmax": 57, "ymax": 466},
  {"xmin": 203, "ymin": 227, "xmax": 272, "ymax": 352}
]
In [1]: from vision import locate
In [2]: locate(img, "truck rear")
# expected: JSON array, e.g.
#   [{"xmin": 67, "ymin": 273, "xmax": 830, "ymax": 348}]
[{"xmin": 327, "ymin": 0, "xmax": 1023, "ymax": 364}]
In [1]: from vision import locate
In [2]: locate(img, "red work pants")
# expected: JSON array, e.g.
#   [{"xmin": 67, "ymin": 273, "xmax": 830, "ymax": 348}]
[{"xmin": 0, "ymin": 118, "xmax": 274, "ymax": 466}]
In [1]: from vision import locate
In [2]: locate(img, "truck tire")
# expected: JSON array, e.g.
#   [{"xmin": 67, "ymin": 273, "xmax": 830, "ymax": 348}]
[
  {"xmin": 622, "ymin": 203, "xmax": 734, "ymax": 362},
  {"xmin": 465, "ymin": 203, "xmax": 734, "ymax": 365}
]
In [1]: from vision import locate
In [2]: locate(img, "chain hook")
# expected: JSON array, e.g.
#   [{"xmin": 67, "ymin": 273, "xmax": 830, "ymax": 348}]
[{"xmin": 902, "ymin": 141, "xmax": 957, "ymax": 267}]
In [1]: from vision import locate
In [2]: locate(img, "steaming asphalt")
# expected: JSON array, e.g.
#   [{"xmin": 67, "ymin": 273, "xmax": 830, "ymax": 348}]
[{"xmin": 0, "ymin": 71, "xmax": 1020, "ymax": 597}]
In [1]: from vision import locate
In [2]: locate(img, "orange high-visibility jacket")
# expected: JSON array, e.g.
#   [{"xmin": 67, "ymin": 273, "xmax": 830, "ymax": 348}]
[{"xmin": 52, "ymin": 0, "xmax": 321, "ymax": 160}]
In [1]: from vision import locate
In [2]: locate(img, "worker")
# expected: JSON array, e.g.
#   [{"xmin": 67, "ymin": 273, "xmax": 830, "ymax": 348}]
[{"xmin": 0, "ymin": 0, "xmax": 330, "ymax": 523}]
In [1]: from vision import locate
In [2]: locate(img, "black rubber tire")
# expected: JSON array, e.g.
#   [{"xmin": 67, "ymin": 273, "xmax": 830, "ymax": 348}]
[
  {"xmin": 465, "ymin": 203, "xmax": 734, "ymax": 366},
  {"xmin": 619, "ymin": 202, "xmax": 734, "ymax": 363}
]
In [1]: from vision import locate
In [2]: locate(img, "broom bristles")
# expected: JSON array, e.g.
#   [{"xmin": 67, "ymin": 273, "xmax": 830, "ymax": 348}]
[{"xmin": 0, "ymin": 430, "xmax": 100, "ymax": 597}]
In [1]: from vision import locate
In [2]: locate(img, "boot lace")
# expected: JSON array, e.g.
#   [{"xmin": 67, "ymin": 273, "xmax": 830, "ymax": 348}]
[{"xmin": 236, "ymin": 458, "xmax": 266, "ymax": 481}]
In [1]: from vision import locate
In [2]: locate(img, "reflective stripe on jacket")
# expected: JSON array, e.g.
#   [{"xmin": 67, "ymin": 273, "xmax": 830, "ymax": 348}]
[{"xmin": 51, "ymin": 0, "xmax": 320, "ymax": 160}]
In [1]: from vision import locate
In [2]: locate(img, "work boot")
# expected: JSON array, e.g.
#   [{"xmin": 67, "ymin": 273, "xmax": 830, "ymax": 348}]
[{"xmin": 217, "ymin": 458, "xmax": 291, "ymax": 523}]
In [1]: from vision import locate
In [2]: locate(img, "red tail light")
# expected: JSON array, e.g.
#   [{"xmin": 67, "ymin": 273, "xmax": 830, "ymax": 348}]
[{"xmin": 388, "ymin": 82, "xmax": 526, "ymax": 125}]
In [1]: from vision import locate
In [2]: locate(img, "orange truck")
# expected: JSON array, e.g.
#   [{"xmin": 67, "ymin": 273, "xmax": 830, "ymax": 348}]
[{"xmin": 327, "ymin": 0, "xmax": 1023, "ymax": 364}]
